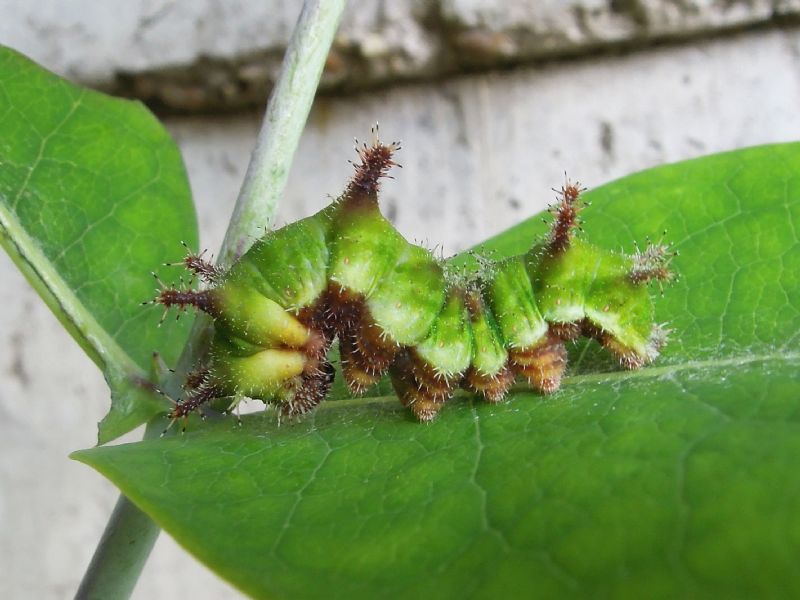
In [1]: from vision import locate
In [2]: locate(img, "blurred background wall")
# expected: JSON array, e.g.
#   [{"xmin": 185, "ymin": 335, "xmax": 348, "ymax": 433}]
[{"xmin": 2, "ymin": 1, "xmax": 800, "ymax": 597}]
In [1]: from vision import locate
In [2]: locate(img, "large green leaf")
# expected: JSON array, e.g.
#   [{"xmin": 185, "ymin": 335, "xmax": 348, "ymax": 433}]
[
  {"xmin": 0, "ymin": 47, "xmax": 198, "ymax": 442},
  {"xmin": 74, "ymin": 144, "xmax": 800, "ymax": 598}
]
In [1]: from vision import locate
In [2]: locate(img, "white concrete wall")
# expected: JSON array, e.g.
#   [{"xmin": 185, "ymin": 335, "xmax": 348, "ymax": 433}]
[
  {"xmin": 177, "ymin": 27, "xmax": 800, "ymax": 256},
  {"xmin": 2, "ymin": 3, "xmax": 800, "ymax": 598},
  {"xmin": 3, "ymin": 0, "xmax": 799, "ymax": 110}
]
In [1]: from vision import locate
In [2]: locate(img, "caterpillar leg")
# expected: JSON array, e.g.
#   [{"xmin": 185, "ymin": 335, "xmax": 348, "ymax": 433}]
[
  {"xmin": 339, "ymin": 334, "xmax": 382, "ymax": 394},
  {"xmin": 390, "ymin": 349, "xmax": 459, "ymax": 422},
  {"xmin": 509, "ymin": 331, "xmax": 568, "ymax": 393},
  {"xmin": 324, "ymin": 283, "xmax": 364, "ymax": 336},
  {"xmin": 464, "ymin": 365, "xmax": 515, "ymax": 403},
  {"xmin": 339, "ymin": 322, "xmax": 399, "ymax": 395},
  {"xmin": 597, "ymin": 322, "xmax": 670, "ymax": 370},
  {"xmin": 281, "ymin": 361, "xmax": 336, "ymax": 417},
  {"xmin": 548, "ymin": 321, "xmax": 582, "ymax": 342},
  {"xmin": 329, "ymin": 283, "xmax": 399, "ymax": 395}
]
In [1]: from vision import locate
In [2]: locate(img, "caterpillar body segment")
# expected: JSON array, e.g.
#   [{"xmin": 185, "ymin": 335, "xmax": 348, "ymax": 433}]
[
  {"xmin": 531, "ymin": 238, "xmax": 662, "ymax": 368},
  {"xmin": 366, "ymin": 243, "xmax": 446, "ymax": 345},
  {"xmin": 154, "ymin": 135, "xmax": 671, "ymax": 424},
  {"xmin": 487, "ymin": 256, "xmax": 550, "ymax": 349}
]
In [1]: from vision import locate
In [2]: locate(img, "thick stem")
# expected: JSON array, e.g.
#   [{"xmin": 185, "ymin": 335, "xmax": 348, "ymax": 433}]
[
  {"xmin": 76, "ymin": 1, "xmax": 347, "ymax": 598},
  {"xmin": 75, "ymin": 422, "xmax": 162, "ymax": 600},
  {"xmin": 219, "ymin": 0, "xmax": 347, "ymax": 266},
  {"xmin": 75, "ymin": 496, "xmax": 160, "ymax": 600},
  {"xmin": 75, "ymin": 422, "xmax": 163, "ymax": 600}
]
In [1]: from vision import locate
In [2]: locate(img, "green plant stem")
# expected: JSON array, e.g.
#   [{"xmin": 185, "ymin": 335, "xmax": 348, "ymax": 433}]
[
  {"xmin": 219, "ymin": 0, "xmax": 347, "ymax": 266},
  {"xmin": 75, "ymin": 421, "xmax": 162, "ymax": 600},
  {"xmin": 75, "ymin": 1, "xmax": 347, "ymax": 598}
]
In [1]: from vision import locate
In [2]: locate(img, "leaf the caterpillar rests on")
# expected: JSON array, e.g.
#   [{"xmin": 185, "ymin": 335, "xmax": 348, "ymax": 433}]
[{"xmin": 151, "ymin": 131, "xmax": 674, "ymax": 426}]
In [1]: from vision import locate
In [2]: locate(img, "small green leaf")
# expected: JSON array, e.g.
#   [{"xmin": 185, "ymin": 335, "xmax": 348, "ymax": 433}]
[
  {"xmin": 0, "ymin": 47, "xmax": 198, "ymax": 442},
  {"xmin": 74, "ymin": 144, "xmax": 800, "ymax": 597}
]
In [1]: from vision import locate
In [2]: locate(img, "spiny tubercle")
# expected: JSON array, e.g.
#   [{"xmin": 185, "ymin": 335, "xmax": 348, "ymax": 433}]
[
  {"xmin": 157, "ymin": 288, "xmax": 217, "ymax": 314},
  {"xmin": 165, "ymin": 243, "xmax": 223, "ymax": 284},
  {"xmin": 169, "ymin": 385, "xmax": 220, "ymax": 419},
  {"xmin": 183, "ymin": 253, "xmax": 223, "ymax": 283},
  {"xmin": 345, "ymin": 138, "xmax": 401, "ymax": 198},
  {"xmin": 547, "ymin": 177, "xmax": 586, "ymax": 254},
  {"xmin": 630, "ymin": 239, "xmax": 676, "ymax": 284}
]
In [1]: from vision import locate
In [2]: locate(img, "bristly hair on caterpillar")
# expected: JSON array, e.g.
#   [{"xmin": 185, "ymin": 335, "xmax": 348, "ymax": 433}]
[
  {"xmin": 546, "ymin": 174, "xmax": 588, "ymax": 255},
  {"xmin": 149, "ymin": 128, "xmax": 674, "ymax": 430},
  {"xmin": 164, "ymin": 241, "xmax": 224, "ymax": 284},
  {"xmin": 346, "ymin": 124, "xmax": 401, "ymax": 197},
  {"xmin": 630, "ymin": 232, "xmax": 678, "ymax": 287}
]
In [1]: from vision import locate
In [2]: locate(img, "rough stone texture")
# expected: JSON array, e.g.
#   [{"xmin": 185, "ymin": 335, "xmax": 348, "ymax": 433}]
[
  {"xmin": 2, "ymin": 0, "xmax": 800, "ymax": 111},
  {"xmin": 3, "ymin": 10, "xmax": 800, "ymax": 600}
]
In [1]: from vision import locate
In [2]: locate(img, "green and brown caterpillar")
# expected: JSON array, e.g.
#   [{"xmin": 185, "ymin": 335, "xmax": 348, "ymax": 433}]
[{"xmin": 152, "ymin": 133, "xmax": 673, "ymax": 424}]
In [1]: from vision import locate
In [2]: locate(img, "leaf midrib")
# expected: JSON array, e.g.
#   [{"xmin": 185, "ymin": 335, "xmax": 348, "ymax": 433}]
[
  {"xmin": 0, "ymin": 197, "xmax": 146, "ymax": 380},
  {"xmin": 319, "ymin": 350, "xmax": 799, "ymax": 411}
]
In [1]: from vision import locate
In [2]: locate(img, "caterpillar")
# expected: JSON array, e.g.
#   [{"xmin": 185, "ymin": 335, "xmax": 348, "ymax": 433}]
[{"xmin": 151, "ymin": 131, "xmax": 673, "ymax": 425}]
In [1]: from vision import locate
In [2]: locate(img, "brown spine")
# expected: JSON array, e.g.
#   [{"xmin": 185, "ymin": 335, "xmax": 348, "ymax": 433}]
[
  {"xmin": 168, "ymin": 384, "xmax": 222, "ymax": 420},
  {"xmin": 156, "ymin": 288, "xmax": 217, "ymax": 315},
  {"xmin": 344, "ymin": 132, "xmax": 400, "ymax": 203},
  {"xmin": 183, "ymin": 366, "xmax": 211, "ymax": 391},
  {"xmin": 353, "ymin": 313, "xmax": 399, "ymax": 375},
  {"xmin": 546, "ymin": 177, "xmax": 586, "ymax": 255},
  {"xmin": 182, "ymin": 253, "xmax": 223, "ymax": 283}
]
